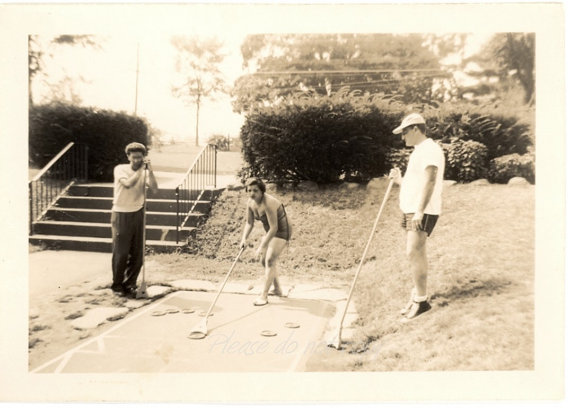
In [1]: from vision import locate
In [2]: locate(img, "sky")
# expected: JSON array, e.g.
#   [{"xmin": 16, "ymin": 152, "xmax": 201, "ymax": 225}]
[
  {"xmin": 32, "ymin": 32, "xmax": 492, "ymax": 144},
  {"xmin": 33, "ymin": 32, "xmax": 247, "ymax": 143}
]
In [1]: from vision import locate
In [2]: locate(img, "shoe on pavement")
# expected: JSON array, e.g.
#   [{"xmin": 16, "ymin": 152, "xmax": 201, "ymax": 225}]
[
  {"xmin": 253, "ymin": 297, "xmax": 268, "ymax": 306},
  {"xmin": 400, "ymin": 299, "xmax": 414, "ymax": 315},
  {"xmin": 268, "ymin": 288, "xmax": 284, "ymax": 297},
  {"xmin": 123, "ymin": 287, "xmax": 137, "ymax": 299},
  {"xmin": 401, "ymin": 300, "xmax": 431, "ymax": 322},
  {"xmin": 400, "ymin": 288, "xmax": 417, "ymax": 315}
]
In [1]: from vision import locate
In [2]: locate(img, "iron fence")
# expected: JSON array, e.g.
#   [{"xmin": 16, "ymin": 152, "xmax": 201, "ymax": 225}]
[
  {"xmin": 175, "ymin": 144, "xmax": 217, "ymax": 243},
  {"xmin": 29, "ymin": 142, "xmax": 88, "ymax": 234}
]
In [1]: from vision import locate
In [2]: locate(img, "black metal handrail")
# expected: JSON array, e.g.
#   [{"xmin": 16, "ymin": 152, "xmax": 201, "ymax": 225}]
[
  {"xmin": 175, "ymin": 144, "xmax": 217, "ymax": 243},
  {"xmin": 28, "ymin": 142, "xmax": 88, "ymax": 235}
]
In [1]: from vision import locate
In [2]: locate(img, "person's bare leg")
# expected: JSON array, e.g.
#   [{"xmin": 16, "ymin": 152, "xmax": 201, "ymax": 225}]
[
  {"xmin": 256, "ymin": 238, "xmax": 287, "ymax": 304},
  {"xmin": 401, "ymin": 230, "xmax": 432, "ymax": 320},
  {"xmin": 406, "ymin": 230, "xmax": 428, "ymax": 297}
]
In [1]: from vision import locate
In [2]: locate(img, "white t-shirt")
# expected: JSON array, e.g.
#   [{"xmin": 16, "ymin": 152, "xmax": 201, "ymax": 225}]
[
  {"xmin": 112, "ymin": 164, "xmax": 145, "ymax": 212},
  {"xmin": 399, "ymin": 138, "xmax": 445, "ymax": 215}
]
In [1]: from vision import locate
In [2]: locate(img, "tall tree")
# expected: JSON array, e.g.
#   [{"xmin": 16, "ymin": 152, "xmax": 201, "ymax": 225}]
[
  {"xmin": 231, "ymin": 34, "xmax": 445, "ymax": 113},
  {"xmin": 28, "ymin": 36, "xmax": 43, "ymax": 107},
  {"xmin": 171, "ymin": 36, "xmax": 227, "ymax": 146},
  {"xmin": 469, "ymin": 33, "xmax": 535, "ymax": 105},
  {"xmin": 28, "ymin": 35, "xmax": 101, "ymax": 107}
]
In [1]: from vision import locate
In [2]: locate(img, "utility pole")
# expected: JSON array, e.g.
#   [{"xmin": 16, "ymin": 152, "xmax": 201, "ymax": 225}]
[{"xmin": 134, "ymin": 42, "xmax": 140, "ymax": 115}]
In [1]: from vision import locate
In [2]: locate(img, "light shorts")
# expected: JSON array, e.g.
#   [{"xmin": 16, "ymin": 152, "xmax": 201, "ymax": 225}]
[{"xmin": 401, "ymin": 213, "xmax": 439, "ymax": 237}]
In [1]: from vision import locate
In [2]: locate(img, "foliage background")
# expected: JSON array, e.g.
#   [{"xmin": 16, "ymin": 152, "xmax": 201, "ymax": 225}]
[
  {"xmin": 29, "ymin": 103, "xmax": 150, "ymax": 181},
  {"xmin": 239, "ymin": 93, "xmax": 534, "ymax": 184}
]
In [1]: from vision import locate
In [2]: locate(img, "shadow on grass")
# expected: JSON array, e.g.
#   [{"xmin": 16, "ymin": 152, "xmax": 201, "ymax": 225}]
[
  {"xmin": 431, "ymin": 277, "xmax": 513, "ymax": 303},
  {"xmin": 288, "ymin": 188, "xmax": 369, "ymax": 211}
]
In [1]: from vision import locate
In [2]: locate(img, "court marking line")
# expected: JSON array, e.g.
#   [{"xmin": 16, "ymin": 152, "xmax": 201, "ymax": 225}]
[
  {"xmin": 31, "ymin": 292, "xmax": 177, "ymax": 373},
  {"xmin": 287, "ymin": 300, "xmax": 333, "ymax": 372},
  {"xmin": 32, "ymin": 291, "xmax": 335, "ymax": 373}
]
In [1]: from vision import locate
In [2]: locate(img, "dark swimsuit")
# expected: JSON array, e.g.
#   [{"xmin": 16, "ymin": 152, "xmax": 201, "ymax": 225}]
[{"xmin": 254, "ymin": 204, "xmax": 291, "ymax": 241}]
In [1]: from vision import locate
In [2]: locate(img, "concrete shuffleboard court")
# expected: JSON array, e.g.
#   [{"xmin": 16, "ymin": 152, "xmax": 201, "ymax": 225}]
[{"xmin": 32, "ymin": 291, "xmax": 336, "ymax": 373}]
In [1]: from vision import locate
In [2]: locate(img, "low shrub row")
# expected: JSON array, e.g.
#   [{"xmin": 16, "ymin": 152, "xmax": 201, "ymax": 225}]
[
  {"xmin": 386, "ymin": 141, "xmax": 534, "ymax": 184},
  {"xmin": 488, "ymin": 152, "xmax": 535, "ymax": 184},
  {"xmin": 240, "ymin": 94, "xmax": 534, "ymax": 184}
]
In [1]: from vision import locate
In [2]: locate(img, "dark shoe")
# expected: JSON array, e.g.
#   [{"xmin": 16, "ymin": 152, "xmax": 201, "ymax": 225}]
[
  {"xmin": 401, "ymin": 300, "xmax": 431, "ymax": 322},
  {"xmin": 123, "ymin": 287, "xmax": 137, "ymax": 299},
  {"xmin": 111, "ymin": 284, "xmax": 124, "ymax": 293}
]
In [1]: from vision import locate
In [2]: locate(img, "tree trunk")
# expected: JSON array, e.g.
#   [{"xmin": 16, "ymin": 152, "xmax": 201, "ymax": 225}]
[
  {"xmin": 195, "ymin": 98, "xmax": 200, "ymax": 146},
  {"xmin": 28, "ymin": 36, "xmax": 33, "ymax": 108}
]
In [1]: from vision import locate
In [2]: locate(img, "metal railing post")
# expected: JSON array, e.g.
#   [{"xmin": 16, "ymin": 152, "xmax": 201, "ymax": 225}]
[
  {"xmin": 84, "ymin": 145, "xmax": 89, "ymax": 181},
  {"xmin": 214, "ymin": 144, "xmax": 217, "ymax": 188},
  {"xmin": 173, "ymin": 144, "xmax": 220, "ymax": 243},
  {"xmin": 28, "ymin": 142, "xmax": 88, "ymax": 230},
  {"xmin": 29, "ymin": 183, "xmax": 33, "ymax": 235},
  {"xmin": 175, "ymin": 186, "xmax": 180, "ymax": 244}
]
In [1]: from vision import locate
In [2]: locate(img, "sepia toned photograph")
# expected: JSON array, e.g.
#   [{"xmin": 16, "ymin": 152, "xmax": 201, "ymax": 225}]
[{"xmin": 0, "ymin": 1, "xmax": 565, "ymax": 404}]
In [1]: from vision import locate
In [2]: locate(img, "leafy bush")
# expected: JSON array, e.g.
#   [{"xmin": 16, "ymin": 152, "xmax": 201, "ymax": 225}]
[
  {"xmin": 488, "ymin": 152, "xmax": 535, "ymax": 184},
  {"xmin": 444, "ymin": 138, "xmax": 489, "ymax": 182},
  {"xmin": 29, "ymin": 103, "xmax": 150, "ymax": 181},
  {"xmin": 239, "ymin": 92, "xmax": 533, "ymax": 185},
  {"xmin": 423, "ymin": 108, "xmax": 532, "ymax": 159},
  {"xmin": 240, "ymin": 94, "xmax": 403, "ymax": 184},
  {"xmin": 207, "ymin": 134, "xmax": 230, "ymax": 151},
  {"xmin": 386, "ymin": 148, "xmax": 412, "ymax": 175},
  {"xmin": 228, "ymin": 136, "xmax": 242, "ymax": 152}
]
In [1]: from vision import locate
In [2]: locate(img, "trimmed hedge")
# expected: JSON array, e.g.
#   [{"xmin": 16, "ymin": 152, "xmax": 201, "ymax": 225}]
[
  {"xmin": 29, "ymin": 103, "xmax": 150, "ymax": 181},
  {"xmin": 488, "ymin": 152, "xmax": 535, "ymax": 184},
  {"xmin": 240, "ymin": 97, "xmax": 402, "ymax": 184}
]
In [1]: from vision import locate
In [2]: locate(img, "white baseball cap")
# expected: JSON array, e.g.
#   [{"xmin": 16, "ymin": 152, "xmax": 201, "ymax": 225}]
[{"xmin": 392, "ymin": 113, "xmax": 426, "ymax": 134}]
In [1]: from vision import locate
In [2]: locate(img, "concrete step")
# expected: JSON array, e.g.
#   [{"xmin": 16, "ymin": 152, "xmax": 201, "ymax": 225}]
[
  {"xmin": 32, "ymin": 221, "xmax": 196, "ymax": 242},
  {"xmin": 44, "ymin": 208, "xmax": 205, "ymax": 227},
  {"xmin": 69, "ymin": 184, "xmax": 217, "ymax": 200},
  {"xmin": 55, "ymin": 196, "xmax": 211, "ymax": 213},
  {"xmin": 29, "ymin": 234, "xmax": 187, "ymax": 253}
]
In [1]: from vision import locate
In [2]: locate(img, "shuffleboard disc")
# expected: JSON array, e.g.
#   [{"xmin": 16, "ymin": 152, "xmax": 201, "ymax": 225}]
[
  {"xmin": 151, "ymin": 311, "xmax": 166, "ymax": 317},
  {"xmin": 188, "ymin": 332, "xmax": 207, "ymax": 340}
]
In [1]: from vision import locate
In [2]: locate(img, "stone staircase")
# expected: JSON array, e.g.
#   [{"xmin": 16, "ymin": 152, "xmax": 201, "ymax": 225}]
[{"xmin": 29, "ymin": 183, "xmax": 219, "ymax": 253}]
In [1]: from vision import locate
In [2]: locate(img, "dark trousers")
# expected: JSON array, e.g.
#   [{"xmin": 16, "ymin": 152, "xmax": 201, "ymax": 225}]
[{"xmin": 111, "ymin": 209, "xmax": 144, "ymax": 291}]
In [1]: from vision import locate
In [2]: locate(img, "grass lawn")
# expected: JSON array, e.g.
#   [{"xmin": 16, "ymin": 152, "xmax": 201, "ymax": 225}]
[
  {"xmin": 29, "ymin": 142, "xmax": 239, "ymax": 178},
  {"xmin": 146, "ymin": 179, "xmax": 534, "ymax": 371},
  {"xmin": 148, "ymin": 142, "xmax": 204, "ymax": 173},
  {"xmin": 149, "ymin": 142, "xmax": 242, "ymax": 175}
]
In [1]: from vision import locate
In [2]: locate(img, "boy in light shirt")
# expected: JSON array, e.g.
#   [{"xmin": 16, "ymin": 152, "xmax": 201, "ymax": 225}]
[{"xmin": 389, "ymin": 113, "xmax": 445, "ymax": 321}]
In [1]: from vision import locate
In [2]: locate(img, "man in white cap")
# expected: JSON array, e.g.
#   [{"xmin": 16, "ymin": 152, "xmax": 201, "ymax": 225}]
[
  {"xmin": 111, "ymin": 142, "xmax": 158, "ymax": 298},
  {"xmin": 389, "ymin": 113, "xmax": 445, "ymax": 321}
]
